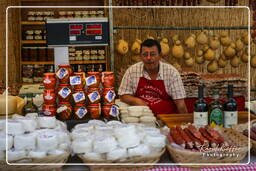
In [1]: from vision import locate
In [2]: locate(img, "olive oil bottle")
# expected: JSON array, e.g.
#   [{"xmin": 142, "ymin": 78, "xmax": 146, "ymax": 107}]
[
  {"xmin": 23, "ymin": 94, "xmax": 38, "ymax": 115},
  {"xmin": 223, "ymin": 85, "xmax": 237, "ymax": 128},
  {"xmin": 209, "ymin": 90, "xmax": 224, "ymax": 127}
]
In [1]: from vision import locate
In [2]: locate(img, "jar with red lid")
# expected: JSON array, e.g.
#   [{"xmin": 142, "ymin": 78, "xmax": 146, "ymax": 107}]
[
  {"xmin": 56, "ymin": 65, "xmax": 73, "ymax": 84},
  {"xmin": 87, "ymin": 88, "xmax": 101, "ymax": 104},
  {"xmin": 102, "ymin": 87, "xmax": 116, "ymax": 104},
  {"xmin": 88, "ymin": 103, "xmax": 101, "ymax": 119},
  {"xmin": 102, "ymin": 104, "xmax": 119, "ymax": 119},
  {"xmin": 70, "ymin": 72, "xmax": 85, "ymax": 89},
  {"xmin": 74, "ymin": 104, "xmax": 88, "ymax": 120},
  {"xmin": 102, "ymin": 72, "xmax": 115, "ymax": 88},
  {"xmin": 57, "ymin": 102, "xmax": 72, "ymax": 120},
  {"xmin": 86, "ymin": 72, "xmax": 100, "ymax": 88},
  {"xmin": 57, "ymin": 84, "xmax": 72, "ymax": 102},
  {"xmin": 73, "ymin": 89, "xmax": 86, "ymax": 104},
  {"xmin": 42, "ymin": 104, "xmax": 56, "ymax": 116},
  {"xmin": 43, "ymin": 73, "xmax": 56, "ymax": 89},
  {"xmin": 43, "ymin": 89, "xmax": 56, "ymax": 104}
]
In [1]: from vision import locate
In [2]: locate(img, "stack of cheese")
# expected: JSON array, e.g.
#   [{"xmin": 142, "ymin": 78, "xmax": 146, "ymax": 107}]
[
  {"xmin": 0, "ymin": 113, "xmax": 70, "ymax": 161},
  {"xmin": 71, "ymin": 120, "xmax": 166, "ymax": 161}
]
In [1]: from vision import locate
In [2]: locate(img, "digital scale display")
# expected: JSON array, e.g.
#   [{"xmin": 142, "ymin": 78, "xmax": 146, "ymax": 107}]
[{"xmin": 69, "ymin": 24, "xmax": 103, "ymax": 36}]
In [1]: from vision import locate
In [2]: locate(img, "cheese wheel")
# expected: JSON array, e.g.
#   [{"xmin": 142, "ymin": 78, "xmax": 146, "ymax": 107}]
[
  {"xmin": 143, "ymin": 134, "xmax": 166, "ymax": 148},
  {"xmin": 94, "ymin": 129, "xmax": 114, "ymax": 138},
  {"xmin": 128, "ymin": 144, "xmax": 150, "ymax": 157},
  {"xmin": 143, "ymin": 127, "xmax": 160, "ymax": 135},
  {"xmin": 71, "ymin": 129, "xmax": 91, "ymax": 140},
  {"xmin": 141, "ymin": 112, "xmax": 154, "ymax": 117},
  {"xmin": 58, "ymin": 143, "xmax": 70, "ymax": 151},
  {"xmin": 72, "ymin": 138, "xmax": 93, "ymax": 154},
  {"xmin": 74, "ymin": 123, "xmax": 94, "ymax": 132},
  {"xmin": 48, "ymin": 149, "xmax": 65, "ymax": 156},
  {"xmin": 12, "ymin": 114, "xmax": 25, "ymax": 120},
  {"xmin": 106, "ymin": 120, "xmax": 122, "ymax": 127},
  {"xmin": 88, "ymin": 119, "xmax": 105, "ymax": 126},
  {"xmin": 0, "ymin": 150, "xmax": 5, "ymax": 160},
  {"xmin": 14, "ymin": 133, "xmax": 36, "ymax": 150},
  {"xmin": 25, "ymin": 112, "xmax": 38, "ymax": 119},
  {"xmin": 140, "ymin": 122, "xmax": 156, "ymax": 127},
  {"xmin": 51, "ymin": 129, "xmax": 70, "ymax": 144},
  {"xmin": 0, "ymin": 95, "xmax": 17, "ymax": 114},
  {"xmin": 114, "ymin": 124, "xmax": 136, "ymax": 137},
  {"xmin": 122, "ymin": 117, "xmax": 139, "ymax": 123},
  {"xmin": 127, "ymin": 106, "xmax": 144, "ymax": 117},
  {"xmin": 16, "ymin": 118, "xmax": 37, "ymax": 132},
  {"xmin": 83, "ymin": 152, "xmax": 104, "ymax": 160},
  {"xmin": 93, "ymin": 136, "xmax": 117, "ymax": 153},
  {"xmin": 117, "ymin": 134, "xmax": 140, "ymax": 148},
  {"xmin": 6, "ymin": 120, "xmax": 25, "ymax": 135},
  {"xmin": 0, "ymin": 134, "xmax": 13, "ymax": 150},
  {"xmin": 38, "ymin": 117, "xmax": 56, "ymax": 128},
  {"xmin": 7, "ymin": 149, "xmax": 27, "ymax": 161},
  {"xmin": 28, "ymin": 150, "xmax": 46, "ymax": 158},
  {"xmin": 106, "ymin": 147, "xmax": 127, "ymax": 160},
  {"xmin": 0, "ymin": 120, "xmax": 5, "ymax": 131},
  {"xmin": 37, "ymin": 133, "xmax": 58, "ymax": 151},
  {"xmin": 140, "ymin": 116, "xmax": 156, "ymax": 123},
  {"xmin": 95, "ymin": 124, "xmax": 113, "ymax": 132}
]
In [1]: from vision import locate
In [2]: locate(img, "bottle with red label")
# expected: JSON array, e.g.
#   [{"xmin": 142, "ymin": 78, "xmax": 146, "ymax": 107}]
[
  {"xmin": 101, "ymin": 72, "xmax": 115, "ymax": 88},
  {"xmin": 57, "ymin": 84, "xmax": 72, "ymax": 102},
  {"xmin": 56, "ymin": 65, "xmax": 73, "ymax": 84},
  {"xmin": 43, "ymin": 73, "xmax": 56, "ymax": 89},
  {"xmin": 74, "ymin": 104, "xmax": 88, "ymax": 120}
]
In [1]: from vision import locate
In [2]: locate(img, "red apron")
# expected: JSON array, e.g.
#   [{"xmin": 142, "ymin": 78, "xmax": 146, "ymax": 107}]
[{"xmin": 135, "ymin": 77, "xmax": 178, "ymax": 115}]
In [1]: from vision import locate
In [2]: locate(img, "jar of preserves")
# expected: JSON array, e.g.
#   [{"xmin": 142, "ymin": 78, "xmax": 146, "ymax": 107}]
[
  {"xmin": 56, "ymin": 65, "xmax": 73, "ymax": 84},
  {"xmin": 102, "ymin": 104, "xmax": 119, "ymax": 119},
  {"xmin": 102, "ymin": 72, "xmax": 115, "ymax": 88},
  {"xmin": 43, "ymin": 73, "xmax": 56, "ymax": 89},
  {"xmin": 57, "ymin": 84, "xmax": 72, "ymax": 102},
  {"xmin": 70, "ymin": 72, "xmax": 85, "ymax": 89},
  {"xmin": 86, "ymin": 72, "xmax": 100, "ymax": 88},
  {"xmin": 73, "ymin": 89, "xmax": 86, "ymax": 104},
  {"xmin": 88, "ymin": 103, "xmax": 101, "ymax": 119},
  {"xmin": 87, "ymin": 88, "xmax": 101, "ymax": 104},
  {"xmin": 42, "ymin": 104, "xmax": 56, "ymax": 116},
  {"xmin": 43, "ymin": 89, "xmax": 56, "ymax": 104},
  {"xmin": 74, "ymin": 104, "xmax": 88, "ymax": 120},
  {"xmin": 102, "ymin": 87, "xmax": 116, "ymax": 103},
  {"xmin": 57, "ymin": 102, "xmax": 72, "ymax": 120}
]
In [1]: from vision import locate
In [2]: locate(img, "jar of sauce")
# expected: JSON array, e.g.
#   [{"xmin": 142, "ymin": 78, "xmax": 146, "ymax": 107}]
[
  {"xmin": 86, "ymin": 72, "xmax": 100, "ymax": 88},
  {"xmin": 43, "ymin": 73, "xmax": 56, "ymax": 89},
  {"xmin": 70, "ymin": 72, "xmax": 85, "ymax": 89},
  {"xmin": 57, "ymin": 84, "xmax": 72, "ymax": 102},
  {"xmin": 56, "ymin": 65, "xmax": 73, "ymax": 84},
  {"xmin": 102, "ymin": 104, "xmax": 119, "ymax": 119},
  {"xmin": 87, "ymin": 88, "xmax": 101, "ymax": 104},
  {"xmin": 73, "ymin": 89, "xmax": 86, "ymax": 104},
  {"xmin": 102, "ymin": 87, "xmax": 116, "ymax": 103},
  {"xmin": 42, "ymin": 104, "xmax": 56, "ymax": 116},
  {"xmin": 57, "ymin": 102, "xmax": 72, "ymax": 120},
  {"xmin": 102, "ymin": 72, "xmax": 115, "ymax": 88},
  {"xmin": 74, "ymin": 104, "xmax": 88, "ymax": 120},
  {"xmin": 43, "ymin": 89, "xmax": 56, "ymax": 104},
  {"xmin": 88, "ymin": 103, "xmax": 101, "ymax": 119}
]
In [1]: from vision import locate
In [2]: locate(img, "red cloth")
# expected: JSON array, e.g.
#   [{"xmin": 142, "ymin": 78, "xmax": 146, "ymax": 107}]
[{"xmin": 135, "ymin": 77, "xmax": 178, "ymax": 114}]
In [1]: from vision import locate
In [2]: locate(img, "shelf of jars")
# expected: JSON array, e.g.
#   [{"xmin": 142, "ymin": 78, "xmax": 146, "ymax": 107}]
[{"xmin": 21, "ymin": 60, "xmax": 106, "ymax": 65}]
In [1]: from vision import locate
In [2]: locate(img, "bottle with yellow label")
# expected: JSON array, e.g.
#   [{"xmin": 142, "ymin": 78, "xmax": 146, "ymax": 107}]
[{"xmin": 209, "ymin": 90, "xmax": 223, "ymax": 127}]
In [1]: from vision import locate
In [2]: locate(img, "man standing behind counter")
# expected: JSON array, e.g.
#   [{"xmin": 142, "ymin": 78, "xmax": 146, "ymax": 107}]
[{"xmin": 118, "ymin": 39, "xmax": 188, "ymax": 115}]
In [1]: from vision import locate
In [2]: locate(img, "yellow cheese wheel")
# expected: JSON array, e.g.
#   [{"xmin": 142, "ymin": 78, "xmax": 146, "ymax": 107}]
[{"xmin": 0, "ymin": 95, "xmax": 17, "ymax": 114}]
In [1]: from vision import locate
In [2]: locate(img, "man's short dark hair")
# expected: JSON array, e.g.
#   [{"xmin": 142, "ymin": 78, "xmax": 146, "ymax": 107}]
[{"xmin": 140, "ymin": 39, "xmax": 161, "ymax": 54}]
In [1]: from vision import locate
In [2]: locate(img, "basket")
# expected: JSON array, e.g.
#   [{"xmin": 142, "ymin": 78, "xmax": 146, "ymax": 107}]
[
  {"xmin": 77, "ymin": 148, "xmax": 165, "ymax": 171},
  {"xmin": 166, "ymin": 127, "xmax": 249, "ymax": 167},
  {"xmin": 0, "ymin": 152, "xmax": 69, "ymax": 171},
  {"xmin": 232, "ymin": 120, "xmax": 256, "ymax": 155}
]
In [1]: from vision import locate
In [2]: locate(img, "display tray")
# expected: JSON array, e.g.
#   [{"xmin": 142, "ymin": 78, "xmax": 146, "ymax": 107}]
[{"xmin": 157, "ymin": 111, "xmax": 255, "ymax": 128}]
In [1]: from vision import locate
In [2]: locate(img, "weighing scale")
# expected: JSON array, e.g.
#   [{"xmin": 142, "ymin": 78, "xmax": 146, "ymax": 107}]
[{"xmin": 46, "ymin": 18, "xmax": 109, "ymax": 70}]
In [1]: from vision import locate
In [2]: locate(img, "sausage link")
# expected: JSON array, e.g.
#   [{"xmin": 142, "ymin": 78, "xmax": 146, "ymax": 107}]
[
  {"xmin": 176, "ymin": 126, "xmax": 194, "ymax": 148},
  {"xmin": 170, "ymin": 127, "xmax": 186, "ymax": 148},
  {"xmin": 184, "ymin": 128, "xmax": 202, "ymax": 149}
]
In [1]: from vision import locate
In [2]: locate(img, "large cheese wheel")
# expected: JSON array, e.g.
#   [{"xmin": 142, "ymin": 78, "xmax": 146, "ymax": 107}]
[
  {"xmin": 93, "ymin": 136, "xmax": 117, "ymax": 153},
  {"xmin": 106, "ymin": 147, "xmax": 127, "ymax": 160},
  {"xmin": 37, "ymin": 133, "xmax": 58, "ymax": 151},
  {"xmin": 0, "ymin": 95, "xmax": 17, "ymax": 114},
  {"xmin": 7, "ymin": 149, "xmax": 27, "ymax": 161},
  {"xmin": 14, "ymin": 133, "xmax": 36, "ymax": 150},
  {"xmin": 72, "ymin": 137, "xmax": 93, "ymax": 154}
]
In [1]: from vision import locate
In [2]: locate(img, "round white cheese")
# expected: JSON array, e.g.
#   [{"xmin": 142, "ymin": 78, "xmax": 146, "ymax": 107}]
[
  {"xmin": 0, "ymin": 134, "xmax": 13, "ymax": 150},
  {"xmin": 114, "ymin": 124, "xmax": 136, "ymax": 137},
  {"xmin": 74, "ymin": 123, "xmax": 94, "ymax": 132},
  {"xmin": 6, "ymin": 120, "xmax": 25, "ymax": 135},
  {"xmin": 37, "ymin": 133, "xmax": 58, "ymax": 152},
  {"xmin": 25, "ymin": 112, "xmax": 38, "ymax": 119},
  {"xmin": 7, "ymin": 149, "xmax": 27, "ymax": 161},
  {"xmin": 127, "ymin": 106, "xmax": 144, "ymax": 117},
  {"xmin": 88, "ymin": 119, "xmax": 105, "ymax": 126},
  {"xmin": 128, "ymin": 144, "xmax": 150, "ymax": 157},
  {"xmin": 83, "ymin": 152, "xmax": 104, "ymax": 160},
  {"xmin": 117, "ymin": 134, "xmax": 140, "ymax": 148},
  {"xmin": 106, "ymin": 147, "xmax": 127, "ymax": 160},
  {"xmin": 140, "ymin": 116, "xmax": 156, "ymax": 123},
  {"xmin": 48, "ymin": 149, "xmax": 65, "ymax": 156},
  {"xmin": 143, "ymin": 134, "xmax": 166, "ymax": 148},
  {"xmin": 38, "ymin": 117, "xmax": 56, "ymax": 129},
  {"xmin": 71, "ymin": 129, "xmax": 91, "ymax": 140},
  {"xmin": 58, "ymin": 143, "xmax": 70, "ymax": 151},
  {"xmin": 106, "ymin": 120, "xmax": 122, "ymax": 127},
  {"xmin": 52, "ymin": 129, "xmax": 70, "ymax": 144},
  {"xmin": 16, "ymin": 118, "xmax": 37, "ymax": 132},
  {"xmin": 72, "ymin": 137, "xmax": 93, "ymax": 154},
  {"xmin": 28, "ymin": 150, "xmax": 46, "ymax": 158},
  {"xmin": 14, "ymin": 133, "xmax": 36, "ymax": 150},
  {"xmin": 93, "ymin": 136, "xmax": 117, "ymax": 153},
  {"xmin": 122, "ymin": 117, "xmax": 139, "ymax": 123}
]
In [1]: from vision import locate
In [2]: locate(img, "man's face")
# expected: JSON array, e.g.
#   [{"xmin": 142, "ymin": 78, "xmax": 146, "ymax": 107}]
[{"xmin": 141, "ymin": 45, "xmax": 160, "ymax": 71}]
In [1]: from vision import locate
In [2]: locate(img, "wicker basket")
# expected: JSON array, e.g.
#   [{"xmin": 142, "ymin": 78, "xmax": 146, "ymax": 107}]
[
  {"xmin": 77, "ymin": 148, "xmax": 165, "ymax": 171},
  {"xmin": 0, "ymin": 152, "xmax": 69, "ymax": 171},
  {"xmin": 232, "ymin": 120, "xmax": 256, "ymax": 155},
  {"xmin": 167, "ymin": 127, "xmax": 249, "ymax": 166}
]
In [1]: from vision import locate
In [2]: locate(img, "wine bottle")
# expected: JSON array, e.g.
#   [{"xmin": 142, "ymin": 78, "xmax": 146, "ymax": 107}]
[
  {"xmin": 223, "ymin": 85, "xmax": 238, "ymax": 128},
  {"xmin": 193, "ymin": 85, "xmax": 208, "ymax": 127},
  {"xmin": 209, "ymin": 90, "xmax": 224, "ymax": 127}
]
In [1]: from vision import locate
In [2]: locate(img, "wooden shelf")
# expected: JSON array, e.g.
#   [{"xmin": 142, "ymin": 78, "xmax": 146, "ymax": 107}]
[
  {"xmin": 21, "ymin": 21, "xmax": 45, "ymax": 25},
  {"xmin": 21, "ymin": 60, "xmax": 106, "ymax": 65},
  {"xmin": 21, "ymin": 40, "xmax": 46, "ymax": 44},
  {"xmin": 70, "ymin": 60, "xmax": 106, "ymax": 64}
]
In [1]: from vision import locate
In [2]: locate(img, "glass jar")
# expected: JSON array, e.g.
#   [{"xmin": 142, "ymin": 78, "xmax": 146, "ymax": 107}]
[
  {"xmin": 73, "ymin": 89, "xmax": 86, "ymax": 104},
  {"xmin": 87, "ymin": 88, "xmax": 101, "ymax": 104},
  {"xmin": 88, "ymin": 103, "xmax": 101, "ymax": 119},
  {"xmin": 57, "ymin": 84, "xmax": 72, "ymax": 102},
  {"xmin": 102, "ymin": 72, "xmax": 115, "ymax": 88},
  {"xmin": 42, "ymin": 104, "xmax": 56, "ymax": 116},
  {"xmin": 22, "ymin": 64, "xmax": 34, "ymax": 78},
  {"xmin": 102, "ymin": 104, "xmax": 119, "ymax": 119},
  {"xmin": 74, "ymin": 104, "xmax": 88, "ymax": 120},
  {"xmin": 47, "ymin": 48, "xmax": 54, "ymax": 61},
  {"xmin": 23, "ymin": 94, "xmax": 38, "ymax": 115},
  {"xmin": 102, "ymin": 87, "xmax": 116, "ymax": 104},
  {"xmin": 30, "ymin": 48, "xmax": 38, "ymax": 61},
  {"xmin": 57, "ymin": 102, "xmax": 72, "ymax": 120},
  {"xmin": 86, "ymin": 72, "xmax": 100, "ymax": 88},
  {"xmin": 43, "ymin": 89, "xmax": 56, "ymax": 105},
  {"xmin": 56, "ymin": 65, "xmax": 73, "ymax": 84},
  {"xmin": 70, "ymin": 72, "xmax": 85, "ymax": 89},
  {"xmin": 43, "ymin": 73, "xmax": 56, "ymax": 89}
]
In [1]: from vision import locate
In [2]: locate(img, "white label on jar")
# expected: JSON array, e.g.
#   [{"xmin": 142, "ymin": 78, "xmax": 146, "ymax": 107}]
[
  {"xmin": 86, "ymin": 76, "xmax": 97, "ymax": 86},
  {"xmin": 101, "ymin": 73, "xmax": 105, "ymax": 83},
  {"xmin": 110, "ymin": 105, "xmax": 119, "ymax": 117},
  {"xmin": 73, "ymin": 92, "xmax": 85, "ymax": 103},
  {"xmin": 56, "ymin": 68, "xmax": 68, "ymax": 79},
  {"xmin": 57, "ymin": 105, "xmax": 68, "ymax": 113},
  {"xmin": 105, "ymin": 90, "xmax": 116, "ymax": 103},
  {"xmin": 224, "ymin": 111, "xmax": 238, "ymax": 128},
  {"xmin": 44, "ymin": 95, "xmax": 53, "ymax": 100},
  {"xmin": 58, "ymin": 87, "xmax": 71, "ymax": 99},
  {"xmin": 44, "ymin": 110, "xmax": 52, "ymax": 116},
  {"xmin": 76, "ymin": 107, "xmax": 87, "ymax": 118},
  {"xmin": 70, "ymin": 76, "xmax": 81, "ymax": 85},
  {"xmin": 88, "ymin": 91, "xmax": 100, "ymax": 103},
  {"xmin": 193, "ymin": 112, "xmax": 208, "ymax": 127},
  {"xmin": 43, "ymin": 79, "xmax": 51, "ymax": 84}
]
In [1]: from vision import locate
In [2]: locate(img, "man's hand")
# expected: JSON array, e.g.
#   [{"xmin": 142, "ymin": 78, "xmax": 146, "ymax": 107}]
[
  {"xmin": 120, "ymin": 94, "xmax": 147, "ymax": 106},
  {"xmin": 174, "ymin": 99, "xmax": 188, "ymax": 114}
]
